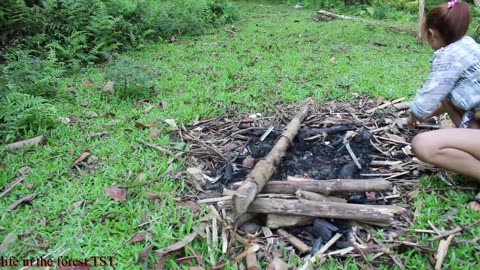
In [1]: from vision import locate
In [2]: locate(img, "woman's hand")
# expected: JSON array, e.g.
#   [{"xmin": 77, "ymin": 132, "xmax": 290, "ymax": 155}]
[{"xmin": 407, "ymin": 113, "xmax": 419, "ymax": 130}]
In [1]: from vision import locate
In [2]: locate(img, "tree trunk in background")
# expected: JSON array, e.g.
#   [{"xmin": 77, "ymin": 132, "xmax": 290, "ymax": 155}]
[{"xmin": 417, "ymin": 0, "xmax": 426, "ymax": 43}]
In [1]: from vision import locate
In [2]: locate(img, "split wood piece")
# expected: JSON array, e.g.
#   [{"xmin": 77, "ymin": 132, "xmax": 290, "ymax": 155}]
[
  {"xmin": 298, "ymin": 233, "xmax": 343, "ymax": 270},
  {"xmin": 277, "ymin": 229, "xmax": 311, "ymax": 254},
  {"xmin": 318, "ymin": 10, "xmax": 416, "ymax": 36},
  {"xmin": 265, "ymin": 190, "xmax": 347, "ymax": 228},
  {"xmin": 246, "ymin": 247, "xmax": 259, "ymax": 270},
  {"xmin": 206, "ymin": 225, "xmax": 216, "ymax": 265},
  {"xmin": 261, "ymin": 178, "xmax": 392, "ymax": 195},
  {"xmin": 435, "ymin": 234, "xmax": 455, "ymax": 270},
  {"xmin": 267, "ymin": 214, "xmax": 315, "ymax": 229},
  {"xmin": 221, "ymin": 226, "xmax": 228, "ymax": 254},
  {"xmin": 4, "ymin": 135, "xmax": 46, "ymax": 150},
  {"xmin": 393, "ymin": 101, "xmax": 411, "ymax": 111},
  {"xmin": 248, "ymin": 198, "xmax": 405, "ymax": 225},
  {"xmin": 223, "ymin": 188, "xmax": 296, "ymax": 200},
  {"xmin": 295, "ymin": 190, "xmax": 346, "ymax": 203},
  {"xmin": 370, "ymin": 160, "xmax": 403, "ymax": 167},
  {"xmin": 232, "ymin": 99, "xmax": 312, "ymax": 217},
  {"xmin": 365, "ymin": 97, "xmax": 406, "ymax": 114},
  {"xmin": 262, "ymin": 227, "xmax": 275, "ymax": 245}
]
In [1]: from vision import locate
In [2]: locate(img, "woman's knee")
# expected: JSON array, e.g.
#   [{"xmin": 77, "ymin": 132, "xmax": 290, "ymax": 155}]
[{"xmin": 411, "ymin": 132, "xmax": 437, "ymax": 162}]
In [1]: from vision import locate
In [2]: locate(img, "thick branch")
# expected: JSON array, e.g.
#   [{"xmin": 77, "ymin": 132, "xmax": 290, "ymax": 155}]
[
  {"xmin": 249, "ymin": 198, "xmax": 404, "ymax": 225},
  {"xmin": 245, "ymin": 178, "xmax": 392, "ymax": 195}
]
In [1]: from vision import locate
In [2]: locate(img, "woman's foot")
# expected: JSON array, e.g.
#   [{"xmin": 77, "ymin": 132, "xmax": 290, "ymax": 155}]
[{"xmin": 467, "ymin": 192, "xmax": 480, "ymax": 211}]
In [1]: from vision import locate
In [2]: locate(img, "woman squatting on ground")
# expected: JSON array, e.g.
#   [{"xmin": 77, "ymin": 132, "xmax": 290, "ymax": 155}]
[{"xmin": 407, "ymin": 0, "xmax": 480, "ymax": 210}]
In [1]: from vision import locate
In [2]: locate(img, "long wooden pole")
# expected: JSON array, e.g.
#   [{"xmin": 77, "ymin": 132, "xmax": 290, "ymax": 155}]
[
  {"xmin": 231, "ymin": 178, "xmax": 392, "ymax": 195},
  {"xmin": 232, "ymin": 99, "xmax": 312, "ymax": 217},
  {"xmin": 249, "ymin": 198, "xmax": 405, "ymax": 225},
  {"xmin": 317, "ymin": 10, "xmax": 417, "ymax": 36}
]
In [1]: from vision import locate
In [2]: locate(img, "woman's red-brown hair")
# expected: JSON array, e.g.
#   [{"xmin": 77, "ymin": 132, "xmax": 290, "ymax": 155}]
[{"xmin": 424, "ymin": 1, "xmax": 471, "ymax": 45}]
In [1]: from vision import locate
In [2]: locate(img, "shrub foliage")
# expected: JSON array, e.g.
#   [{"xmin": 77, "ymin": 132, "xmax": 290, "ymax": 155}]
[{"xmin": 0, "ymin": 0, "xmax": 238, "ymax": 143}]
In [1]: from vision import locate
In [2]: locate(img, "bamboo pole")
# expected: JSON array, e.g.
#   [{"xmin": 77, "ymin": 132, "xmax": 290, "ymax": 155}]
[{"xmin": 232, "ymin": 99, "xmax": 312, "ymax": 217}]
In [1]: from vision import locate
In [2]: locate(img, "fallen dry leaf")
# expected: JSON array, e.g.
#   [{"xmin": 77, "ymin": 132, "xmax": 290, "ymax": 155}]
[
  {"xmin": 80, "ymin": 101, "xmax": 89, "ymax": 107},
  {"xmin": 0, "ymin": 232, "xmax": 16, "ymax": 254},
  {"xmin": 148, "ymin": 128, "xmax": 161, "ymax": 139},
  {"xmin": 467, "ymin": 201, "xmax": 480, "ymax": 211},
  {"xmin": 72, "ymin": 200, "xmax": 84, "ymax": 208},
  {"xmin": 175, "ymin": 256, "xmax": 201, "ymax": 264},
  {"xmin": 103, "ymin": 80, "xmax": 115, "ymax": 94},
  {"xmin": 72, "ymin": 151, "xmax": 91, "ymax": 166},
  {"xmin": 104, "ymin": 112, "xmax": 116, "ymax": 118},
  {"xmin": 157, "ymin": 101, "xmax": 168, "ymax": 108},
  {"xmin": 81, "ymin": 78, "xmax": 94, "ymax": 86},
  {"xmin": 84, "ymin": 111, "xmax": 98, "ymax": 118},
  {"xmin": 164, "ymin": 119, "xmax": 178, "ymax": 130},
  {"xmin": 267, "ymin": 257, "xmax": 289, "ymax": 270},
  {"xmin": 88, "ymin": 131, "xmax": 110, "ymax": 138},
  {"xmin": 25, "ymin": 183, "xmax": 34, "ymax": 189},
  {"xmin": 137, "ymin": 243, "xmax": 155, "ymax": 264},
  {"xmin": 6, "ymin": 194, "xmax": 37, "ymax": 211},
  {"xmin": 66, "ymin": 86, "xmax": 77, "ymax": 95},
  {"xmin": 174, "ymin": 200, "xmax": 201, "ymax": 213},
  {"xmin": 128, "ymin": 231, "xmax": 154, "ymax": 244},
  {"xmin": 329, "ymin": 56, "xmax": 336, "ymax": 62},
  {"xmin": 145, "ymin": 192, "xmax": 160, "ymax": 201},
  {"xmin": 68, "ymin": 115, "xmax": 80, "ymax": 123},
  {"xmin": 0, "ymin": 164, "xmax": 5, "ymax": 171},
  {"xmin": 39, "ymin": 219, "xmax": 47, "ymax": 226},
  {"xmin": 135, "ymin": 122, "xmax": 151, "ymax": 129},
  {"xmin": 104, "ymin": 187, "xmax": 126, "ymax": 201},
  {"xmin": 59, "ymin": 117, "xmax": 70, "ymax": 124},
  {"xmin": 105, "ymin": 119, "xmax": 121, "ymax": 126},
  {"xmin": 135, "ymin": 173, "xmax": 147, "ymax": 181},
  {"xmin": 156, "ymin": 223, "xmax": 206, "ymax": 256}
]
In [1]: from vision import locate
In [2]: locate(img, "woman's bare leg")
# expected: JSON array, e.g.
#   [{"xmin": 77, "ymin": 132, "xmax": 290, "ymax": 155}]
[{"xmin": 412, "ymin": 128, "xmax": 480, "ymax": 183}]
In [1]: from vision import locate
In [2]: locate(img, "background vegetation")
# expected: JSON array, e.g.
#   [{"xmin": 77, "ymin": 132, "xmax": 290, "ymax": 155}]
[
  {"xmin": 1, "ymin": 0, "xmax": 479, "ymax": 143},
  {"xmin": 1, "ymin": 1, "xmax": 480, "ymax": 268},
  {"xmin": 0, "ymin": 0, "xmax": 239, "ymax": 142}
]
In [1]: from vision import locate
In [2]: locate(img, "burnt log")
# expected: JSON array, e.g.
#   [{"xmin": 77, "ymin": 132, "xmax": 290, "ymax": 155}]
[{"xmin": 232, "ymin": 99, "xmax": 312, "ymax": 217}]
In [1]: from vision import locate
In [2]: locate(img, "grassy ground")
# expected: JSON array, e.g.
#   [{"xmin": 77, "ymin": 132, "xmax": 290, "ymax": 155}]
[{"xmin": 1, "ymin": 1, "xmax": 480, "ymax": 269}]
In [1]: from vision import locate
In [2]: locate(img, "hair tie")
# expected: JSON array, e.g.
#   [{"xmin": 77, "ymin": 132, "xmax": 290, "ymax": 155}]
[{"xmin": 448, "ymin": 0, "xmax": 459, "ymax": 9}]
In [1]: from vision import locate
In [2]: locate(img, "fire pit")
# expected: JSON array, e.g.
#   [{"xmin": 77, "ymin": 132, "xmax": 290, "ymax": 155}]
[{"xmin": 176, "ymin": 96, "xmax": 440, "ymax": 268}]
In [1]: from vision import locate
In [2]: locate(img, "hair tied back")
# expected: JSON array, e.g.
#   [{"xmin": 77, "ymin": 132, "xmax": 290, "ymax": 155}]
[{"xmin": 448, "ymin": 0, "xmax": 459, "ymax": 9}]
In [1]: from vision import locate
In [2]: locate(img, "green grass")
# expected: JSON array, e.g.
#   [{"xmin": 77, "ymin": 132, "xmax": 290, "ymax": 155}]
[{"xmin": 1, "ymin": 1, "xmax": 480, "ymax": 269}]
